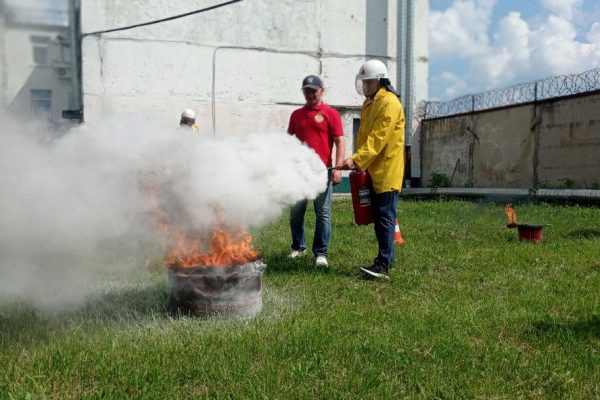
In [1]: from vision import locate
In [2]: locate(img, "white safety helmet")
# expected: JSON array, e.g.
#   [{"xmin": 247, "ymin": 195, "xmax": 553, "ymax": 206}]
[
  {"xmin": 355, "ymin": 59, "xmax": 389, "ymax": 96},
  {"xmin": 180, "ymin": 108, "xmax": 196, "ymax": 126},
  {"xmin": 181, "ymin": 108, "xmax": 196, "ymax": 120}
]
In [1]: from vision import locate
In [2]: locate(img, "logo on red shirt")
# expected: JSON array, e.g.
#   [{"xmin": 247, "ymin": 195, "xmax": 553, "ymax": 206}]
[{"xmin": 314, "ymin": 113, "xmax": 324, "ymax": 123}]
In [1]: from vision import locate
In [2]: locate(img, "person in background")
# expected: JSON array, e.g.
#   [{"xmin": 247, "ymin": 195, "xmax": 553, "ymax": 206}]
[
  {"xmin": 287, "ymin": 75, "xmax": 345, "ymax": 268},
  {"xmin": 338, "ymin": 59, "xmax": 405, "ymax": 279},
  {"xmin": 179, "ymin": 109, "xmax": 199, "ymax": 132}
]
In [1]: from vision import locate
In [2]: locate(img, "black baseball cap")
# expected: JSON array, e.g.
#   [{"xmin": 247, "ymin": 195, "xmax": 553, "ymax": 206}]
[{"xmin": 302, "ymin": 75, "xmax": 323, "ymax": 90}]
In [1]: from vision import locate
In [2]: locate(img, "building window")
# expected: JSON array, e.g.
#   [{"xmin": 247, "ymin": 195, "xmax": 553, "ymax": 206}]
[
  {"xmin": 33, "ymin": 46, "xmax": 48, "ymax": 64},
  {"xmin": 31, "ymin": 90, "xmax": 52, "ymax": 121},
  {"xmin": 31, "ymin": 36, "xmax": 50, "ymax": 65}
]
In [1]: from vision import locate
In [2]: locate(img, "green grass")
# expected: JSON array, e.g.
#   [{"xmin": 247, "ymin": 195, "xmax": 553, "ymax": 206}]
[{"xmin": 1, "ymin": 199, "xmax": 599, "ymax": 399}]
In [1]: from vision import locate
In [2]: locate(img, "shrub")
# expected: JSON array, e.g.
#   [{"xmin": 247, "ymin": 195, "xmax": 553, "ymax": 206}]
[{"xmin": 430, "ymin": 171, "xmax": 450, "ymax": 188}]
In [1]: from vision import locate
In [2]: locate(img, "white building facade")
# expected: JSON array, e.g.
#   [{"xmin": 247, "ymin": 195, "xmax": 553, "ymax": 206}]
[
  {"xmin": 0, "ymin": 1, "xmax": 76, "ymax": 126},
  {"xmin": 79, "ymin": 0, "xmax": 428, "ymax": 181}
]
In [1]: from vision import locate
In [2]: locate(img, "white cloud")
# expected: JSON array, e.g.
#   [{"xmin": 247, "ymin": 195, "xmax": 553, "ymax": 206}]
[
  {"xmin": 529, "ymin": 15, "xmax": 600, "ymax": 75},
  {"xmin": 429, "ymin": 0, "xmax": 496, "ymax": 58},
  {"xmin": 430, "ymin": 1, "xmax": 600, "ymax": 100},
  {"xmin": 586, "ymin": 22, "xmax": 600, "ymax": 43},
  {"xmin": 438, "ymin": 71, "xmax": 469, "ymax": 98},
  {"xmin": 539, "ymin": 0, "xmax": 582, "ymax": 21}
]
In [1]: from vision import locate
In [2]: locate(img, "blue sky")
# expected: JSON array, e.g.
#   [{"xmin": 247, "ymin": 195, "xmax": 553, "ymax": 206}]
[{"xmin": 429, "ymin": 0, "xmax": 600, "ymax": 100}]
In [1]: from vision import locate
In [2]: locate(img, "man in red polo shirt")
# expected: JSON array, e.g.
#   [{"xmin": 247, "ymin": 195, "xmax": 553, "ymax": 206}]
[{"xmin": 287, "ymin": 75, "xmax": 345, "ymax": 268}]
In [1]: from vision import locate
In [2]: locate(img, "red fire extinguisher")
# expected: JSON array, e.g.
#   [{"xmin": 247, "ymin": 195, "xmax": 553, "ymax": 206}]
[{"xmin": 349, "ymin": 170, "xmax": 374, "ymax": 225}]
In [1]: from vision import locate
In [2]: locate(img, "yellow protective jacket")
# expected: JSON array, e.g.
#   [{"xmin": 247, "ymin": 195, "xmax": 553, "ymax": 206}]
[
  {"xmin": 179, "ymin": 124, "xmax": 199, "ymax": 133},
  {"xmin": 352, "ymin": 87, "xmax": 405, "ymax": 193}
]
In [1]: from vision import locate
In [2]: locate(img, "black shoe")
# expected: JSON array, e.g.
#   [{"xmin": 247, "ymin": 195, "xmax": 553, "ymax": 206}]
[{"xmin": 360, "ymin": 263, "xmax": 389, "ymax": 279}]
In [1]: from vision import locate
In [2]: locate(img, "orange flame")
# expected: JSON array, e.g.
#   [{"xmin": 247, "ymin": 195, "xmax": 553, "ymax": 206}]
[
  {"xmin": 504, "ymin": 203, "xmax": 517, "ymax": 228},
  {"xmin": 144, "ymin": 177, "xmax": 259, "ymax": 268},
  {"xmin": 163, "ymin": 228, "xmax": 259, "ymax": 268}
]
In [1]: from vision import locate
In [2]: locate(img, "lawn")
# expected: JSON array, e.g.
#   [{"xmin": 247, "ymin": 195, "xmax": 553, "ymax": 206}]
[{"xmin": 1, "ymin": 199, "xmax": 599, "ymax": 399}]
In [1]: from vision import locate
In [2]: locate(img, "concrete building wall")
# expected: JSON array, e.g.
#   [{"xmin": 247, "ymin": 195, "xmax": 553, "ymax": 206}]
[
  {"xmin": 80, "ymin": 1, "xmax": 427, "ymax": 155},
  {"xmin": 81, "ymin": 0, "xmax": 370, "ymax": 135},
  {"xmin": 536, "ymin": 94, "xmax": 600, "ymax": 188},
  {"xmin": 471, "ymin": 106, "xmax": 534, "ymax": 188},
  {"xmin": 420, "ymin": 92, "xmax": 600, "ymax": 189},
  {"xmin": 420, "ymin": 115, "xmax": 472, "ymax": 187}
]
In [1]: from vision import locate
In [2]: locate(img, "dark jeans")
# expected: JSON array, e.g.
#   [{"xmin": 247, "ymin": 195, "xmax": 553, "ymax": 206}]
[
  {"xmin": 371, "ymin": 190, "xmax": 398, "ymax": 269},
  {"xmin": 290, "ymin": 175, "xmax": 333, "ymax": 257}
]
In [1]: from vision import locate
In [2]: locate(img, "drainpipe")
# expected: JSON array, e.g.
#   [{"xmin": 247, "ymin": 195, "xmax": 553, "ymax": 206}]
[
  {"xmin": 397, "ymin": 0, "xmax": 414, "ymax": 144},
  {"xmin": 397, "ymin": 0, "xmax": 415, "ymax": 185},
  {"xmin": 404, "ymin": 0, "xmax": 414, "ymax": 146},
  {"xmin": 68, "ymin": 0, "xmax": 82, "ymax": 119},
  {"xmin": 0, "ymin": 0, "xmax": 6, "ymax": 108}
]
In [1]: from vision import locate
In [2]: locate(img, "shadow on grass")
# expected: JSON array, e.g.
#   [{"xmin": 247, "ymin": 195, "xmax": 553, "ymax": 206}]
[
  {"xmin": 263, "ymin": 251, "xmax": 356, "ymax": 278},
  {"xmin": 566, "ymin": 229, "xmax": 600, "ymax": 239},
  {"xmin": 525, "ymin": 315, "xmax": 600, "ymax": 341},
  {"xmin": 505, "ymin": 235, "xmax": 519, "ymax": 243},
  {"xmin": 0, "ymin": 280, "xmax": 168, "ymax": 347}
]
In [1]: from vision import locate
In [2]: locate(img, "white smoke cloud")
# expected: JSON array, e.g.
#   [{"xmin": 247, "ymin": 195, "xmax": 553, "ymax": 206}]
[{"xmin": 0, "ymin": 113, "xmax": 326, "ymax": 312}]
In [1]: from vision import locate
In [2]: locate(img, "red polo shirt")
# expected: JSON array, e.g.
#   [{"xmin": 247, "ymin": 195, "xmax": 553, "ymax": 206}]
[{"xmin": 287, "ymin": 102, "xmax": 344, "ymax": 167}]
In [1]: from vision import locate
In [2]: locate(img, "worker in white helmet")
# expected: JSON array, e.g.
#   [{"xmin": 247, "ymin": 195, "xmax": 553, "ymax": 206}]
[
  {"xmin": 337, "ymin": 59, "xmax": 405, "ymax": 279},
  {"xmin": 179, "ymin": 109, "xmax": 199, "ymax": 133}
]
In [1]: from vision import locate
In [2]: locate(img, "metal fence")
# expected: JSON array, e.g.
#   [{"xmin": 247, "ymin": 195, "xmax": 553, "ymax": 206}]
[{"xmin": 422, "ymin": 67, "xmax": 600, "ymax": 119}]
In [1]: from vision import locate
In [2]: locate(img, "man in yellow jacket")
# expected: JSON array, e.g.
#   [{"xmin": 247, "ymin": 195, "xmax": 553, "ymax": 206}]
[{"xmin": 338, "ymin": 59, "xmax": 405, "ymax": 279}]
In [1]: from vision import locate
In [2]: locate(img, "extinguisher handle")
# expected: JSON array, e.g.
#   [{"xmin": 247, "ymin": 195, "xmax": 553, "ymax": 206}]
[{"xmin": 328, "ymin": 167, "xmax": 358, "ymax": 172}]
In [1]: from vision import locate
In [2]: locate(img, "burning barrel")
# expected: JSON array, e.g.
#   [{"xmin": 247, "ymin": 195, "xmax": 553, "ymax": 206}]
[
  {"xmin": 167, "ymin": 260, "xmax": 266, "ymax": 317},
  {"xmin": 145, "ymin": 179, "xmax": 265, "ymax": 317},
  {"xmin": 516, "ymin": 224, "xmax": 544, "ymax": 243},
  {"xmin": 504, "ymin": 203, "xmax": 544, "ymax": 243}
]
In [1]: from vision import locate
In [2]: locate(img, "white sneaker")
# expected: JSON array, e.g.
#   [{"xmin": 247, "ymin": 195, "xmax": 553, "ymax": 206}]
[
  {"xmin": 315, "ymin": 255, "xmax": 328, "ymax": 268},
  {"xmin": 288, "ymin": 249, "xmax": 306, "ymax": 259}
]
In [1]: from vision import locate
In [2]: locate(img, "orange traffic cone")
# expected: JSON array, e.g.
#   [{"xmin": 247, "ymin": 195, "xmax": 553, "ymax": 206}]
[{"xmin": 394, "ymin": 218, "xmax": 405, "ymax": 244}]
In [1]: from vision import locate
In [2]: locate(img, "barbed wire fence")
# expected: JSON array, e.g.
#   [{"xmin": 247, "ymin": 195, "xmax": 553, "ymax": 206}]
[{"xmin": 419, "ymin": 67, "xmax": 600, "ymax": 120}]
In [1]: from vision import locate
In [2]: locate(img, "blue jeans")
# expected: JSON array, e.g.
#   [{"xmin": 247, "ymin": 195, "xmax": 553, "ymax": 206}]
[
  {"xmin": 371, "ymin": 190, "xmax": 398, "ymax": 269},
  {"xmin": 290, "ymin": 175, "xmax": 333, "ymax": 257}
]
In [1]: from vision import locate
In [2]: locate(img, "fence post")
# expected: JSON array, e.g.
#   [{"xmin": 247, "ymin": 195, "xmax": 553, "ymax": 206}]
[
  {"xmin": 534, "ymin": 81, "xmax": 538, "ymax": 102},
  {"xmin": 471, "ymin": 95, "xmax": 475, "ymax": 112}
]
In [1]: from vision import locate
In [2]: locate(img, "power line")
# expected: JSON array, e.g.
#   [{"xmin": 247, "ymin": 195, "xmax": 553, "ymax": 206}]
[{"xmin": 80, "ymin": 0, "xmax": 242, "ymax": 39}]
